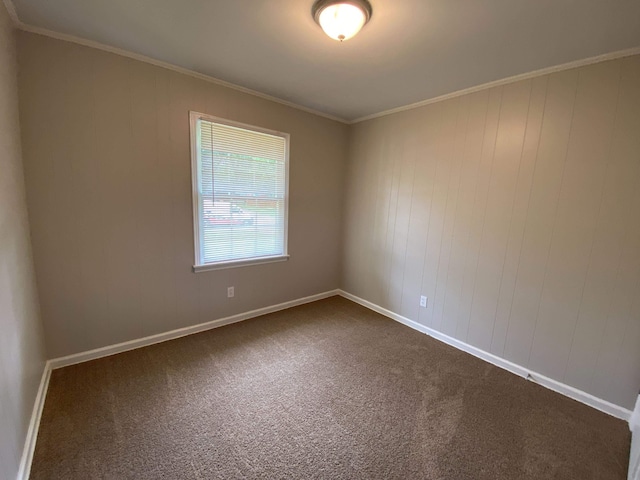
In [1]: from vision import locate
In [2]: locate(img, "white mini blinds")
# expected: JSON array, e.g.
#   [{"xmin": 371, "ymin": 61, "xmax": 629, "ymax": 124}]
[{"xmin": 190, "ymin": 113, "xmax": 289, "ymax": 271}]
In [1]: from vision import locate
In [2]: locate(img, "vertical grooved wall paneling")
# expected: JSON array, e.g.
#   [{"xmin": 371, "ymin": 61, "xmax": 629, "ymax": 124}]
[{"xmin": 342, "ymin": 55, "xmax": 640, "ymax": 410}]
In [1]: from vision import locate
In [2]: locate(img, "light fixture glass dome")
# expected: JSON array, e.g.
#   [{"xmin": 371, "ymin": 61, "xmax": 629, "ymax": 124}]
[{"xmin": 312, "ymin": 0, "xmax": 372, "ymax": 42}]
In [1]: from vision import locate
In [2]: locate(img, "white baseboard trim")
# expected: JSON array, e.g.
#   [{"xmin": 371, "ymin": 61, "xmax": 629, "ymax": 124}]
[
  {"xmin": 630, "ymin": 395, "xmax": 640, "ymax": 480},
  {"xmin": 338, "ymin": 290, "xmax": 632, "ymax": 422},
  {"xmin": 17, "ymin": 288, "xmax": 632, "ymax": 480},
  {"xmin": 49, "ymin": 289, "xmax": 340, "ymax": 370},
  {"xmin": 632, "ymin": 395, "xmax": 640, "ymax": 433},
  {"xmin": 19, "ymin": 289, "xmax": 340, "ymax": 479},
  {"xmin": 16, "ymin": 360, "xmax": 51, "ymax": 480}
]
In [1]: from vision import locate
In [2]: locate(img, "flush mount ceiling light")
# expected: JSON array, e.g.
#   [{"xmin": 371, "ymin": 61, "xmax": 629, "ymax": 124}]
[{"xmin": 312, "ymin": 0, "xmax": 373, "ymax": 42}]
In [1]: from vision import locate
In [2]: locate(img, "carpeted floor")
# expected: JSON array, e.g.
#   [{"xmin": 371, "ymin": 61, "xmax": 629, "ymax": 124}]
[{"xmin": 31, "ymin": 296, "xmax": 630, "ymax": 479}]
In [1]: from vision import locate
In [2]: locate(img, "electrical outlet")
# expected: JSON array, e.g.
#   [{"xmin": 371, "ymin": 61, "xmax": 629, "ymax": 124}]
[
  {"xmin": 420, "ymin": 295, "xmax": 427, "ymax": 308},
  {"xmin": 227, "ymin": 286, "xmax": 235, "ymax": 298}
]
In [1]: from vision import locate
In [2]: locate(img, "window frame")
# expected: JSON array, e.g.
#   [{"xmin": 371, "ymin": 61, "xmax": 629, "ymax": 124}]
[{"xmin": 189, "ymin": 111, "xmax": 290, "ymax": 272}]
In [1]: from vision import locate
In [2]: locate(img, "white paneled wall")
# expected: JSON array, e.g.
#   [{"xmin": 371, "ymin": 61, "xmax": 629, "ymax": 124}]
[{"xmin": 343, "ymin": 56, "xmax": 640, "ymax": 410}]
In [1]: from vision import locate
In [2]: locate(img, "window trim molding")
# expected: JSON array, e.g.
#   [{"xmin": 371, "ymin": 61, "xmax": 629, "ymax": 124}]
[
  {"xmin": 193, "ymin": 254, "xmax": 290, "ymax": 273},
  {"xmin": 189, "ymin": 111, "xmax": 290, "ymax": 271}
]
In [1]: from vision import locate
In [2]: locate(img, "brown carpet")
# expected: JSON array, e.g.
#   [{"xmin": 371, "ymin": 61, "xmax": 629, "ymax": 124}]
[{"xmin": 31, "ymin": 296, "xmax": 630, "ymax": 479}]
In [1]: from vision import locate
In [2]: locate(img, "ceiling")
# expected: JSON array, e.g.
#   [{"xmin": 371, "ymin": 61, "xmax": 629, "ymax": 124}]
[{"xmin": 11, "ymin": 0, "xmax": 640, "ymax": 122}]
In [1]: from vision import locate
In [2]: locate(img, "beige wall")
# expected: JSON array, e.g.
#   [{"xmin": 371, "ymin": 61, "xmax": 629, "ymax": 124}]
[
  {"xmin": 0, "ymin": 4, "xmax": 46, "ymax": 478},
  {"xmin": 18, "ymin": 32, "xmax": 349, "ymax": 359},
  {"xmin": 15, "ymin": 27, "xmax": 640, "ymax": 413},
  {"xmin": 343, "ymin": 56, "xmax": 640, "ymax": 410}
]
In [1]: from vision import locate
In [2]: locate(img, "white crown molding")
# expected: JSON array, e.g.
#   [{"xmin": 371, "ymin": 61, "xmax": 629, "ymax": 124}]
[
  {"xmin": 338, "ymin": 290, "xmax": 633, "ymax": 422},
  {"xmin": 9, "ymin": 3, "xmax": 640, "ymax": 126},
  {"xmin": 15, "ymin": 23, "xmax": 350, "ymax": 125},
  {"xmin": 2, "ymin": 0, "xmax": 21, "ymax": 26},
  {"xmin": 349, "ymin": 45, "xmax": 640, "ymax": 124}
]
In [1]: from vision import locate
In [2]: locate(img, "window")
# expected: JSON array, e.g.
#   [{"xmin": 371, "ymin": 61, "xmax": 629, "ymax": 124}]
[{"xmin": 190, "ymin": 112, "xmax": 289, "ymax": 272}]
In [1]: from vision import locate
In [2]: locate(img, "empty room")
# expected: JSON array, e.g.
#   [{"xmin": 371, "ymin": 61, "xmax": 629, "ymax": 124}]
[{"xmin": 2, "ymin": 0, "xmax": 640, "ymax": 479}]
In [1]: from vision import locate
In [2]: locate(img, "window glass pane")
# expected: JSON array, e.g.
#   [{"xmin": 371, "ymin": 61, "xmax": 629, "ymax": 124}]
[{"xmin": 194, "ymin": 116, "xmax": 288, "ymax": 266}]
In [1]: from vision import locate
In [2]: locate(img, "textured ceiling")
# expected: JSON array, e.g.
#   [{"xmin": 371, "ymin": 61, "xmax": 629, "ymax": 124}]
[{"xmin": 11, "ymin": 0, "xmax": 640, "ymax": 121}]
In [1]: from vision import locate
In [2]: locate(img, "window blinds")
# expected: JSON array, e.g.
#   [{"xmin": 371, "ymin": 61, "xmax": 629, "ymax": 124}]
[{"xmin": 194, "ymin": 117, "xmax": 288, "ymax": 266}]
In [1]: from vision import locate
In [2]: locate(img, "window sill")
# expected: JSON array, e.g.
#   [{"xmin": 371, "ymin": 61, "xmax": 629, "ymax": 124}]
[{"xmin": 193, "ymin": 255, "xmax": 290, "ymax": 273}]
